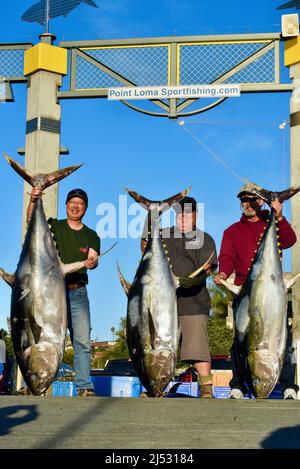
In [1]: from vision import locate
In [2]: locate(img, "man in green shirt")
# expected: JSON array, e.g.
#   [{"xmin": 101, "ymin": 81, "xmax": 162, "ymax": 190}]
[{"xmin": 28, "ymin": 187, "xmax": 100, "ymax": 397}]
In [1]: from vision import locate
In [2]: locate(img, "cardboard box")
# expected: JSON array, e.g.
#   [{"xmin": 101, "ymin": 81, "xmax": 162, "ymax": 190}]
[{"xmin": 212, "ymin": 370, "xmax": 233, "ymax": 387}]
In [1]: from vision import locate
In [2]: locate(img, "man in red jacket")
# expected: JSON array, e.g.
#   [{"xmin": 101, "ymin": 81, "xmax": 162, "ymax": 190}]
[{"xmin": 215, "ymin": 183, "xmax": 299, "ymax": 399}]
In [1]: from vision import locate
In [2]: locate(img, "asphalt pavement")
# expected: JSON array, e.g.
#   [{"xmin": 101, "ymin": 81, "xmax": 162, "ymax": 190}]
[{"xmin": 1, "ymin": 395, "xmax": 300, "ymax": 449}]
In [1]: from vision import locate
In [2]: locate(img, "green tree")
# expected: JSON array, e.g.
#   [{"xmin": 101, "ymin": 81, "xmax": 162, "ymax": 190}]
[
  {"xmin": 208, "ymin": 279, "xmax": 233, "ymax": 319},
  {"xmin": 110, "ymin": 326, "xmax": 116, "ymax": 341},
  {"xmin": 207, "ymin": 316, "xmax": 233, "ymax": 356},
  {"xmin": 98, "ymin": 318, "xmax": 129, "ymax": 368},
  {"xmin": 207, "ymin": 279, "xmax": 233, "ymax": 356},
  {"xmin": 63, "ymin": 347, "xmax": 74, "ymax": 367}
]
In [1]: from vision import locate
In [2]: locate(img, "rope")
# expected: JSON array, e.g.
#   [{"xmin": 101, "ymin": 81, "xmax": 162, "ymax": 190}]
[{"xmin": 177, "ymin": 120, "xmax": 244, "ymax": 182}]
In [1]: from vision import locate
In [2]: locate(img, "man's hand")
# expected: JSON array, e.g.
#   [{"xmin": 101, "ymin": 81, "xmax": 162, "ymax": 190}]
[
  {"xmin": 27, "ymin": 186, "xmax": 43, "ymax": 225},
  {"xmin": 270, "ymin": 200, "xmax": 283, "ymax": 221},
  {"xmin": 141, "ymin": 238, "xmax": 148, "ymax": 254},
  {"xmin": 30, "ymin": 186, "xmax": 43, "ymax": 202},
  {"xmin": 84, "ymin": 257, "xmax": 98, "ymax": 269},
  {"xmin": 179, "ymin": 272, "xmax": 206, "ymax": 289},
  {"xmin": 214, "ymin": 272, "xmax": 227, "ymax": 285}
]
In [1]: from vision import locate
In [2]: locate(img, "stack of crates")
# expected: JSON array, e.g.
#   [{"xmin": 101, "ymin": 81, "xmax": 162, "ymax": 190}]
[
  {"xmin": 165, "ymin": 381, "xmax": 199, "ymax": 397},
  {"xmin": 50, "ymin": 380, "xmax": 76, "ymax": 397},
  {"xmin": 140, "ymin": 381, "xmax": 200, "ymax": 397},
  {"xmin": 212, "ymin": 384, "xmax": 283, "ymax": 399}
]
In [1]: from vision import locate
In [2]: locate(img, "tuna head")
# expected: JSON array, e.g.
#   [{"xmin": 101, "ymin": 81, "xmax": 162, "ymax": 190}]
[
  {"xmin": 248, "ymin": 350, "xmax": 281, "ymax": 398},
  {"xmin": 143, "ymin": 348, "xmax": 177, "ymax": 397},
  {"xmin": 21, "ymin": 342, "xmax": 61, "ymax": 395}
]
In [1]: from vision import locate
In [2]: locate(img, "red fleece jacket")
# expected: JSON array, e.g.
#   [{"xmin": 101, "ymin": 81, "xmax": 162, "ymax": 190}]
[{"xmin": 218, "ymin": 210, "xmax": 297, "ymax": 286}]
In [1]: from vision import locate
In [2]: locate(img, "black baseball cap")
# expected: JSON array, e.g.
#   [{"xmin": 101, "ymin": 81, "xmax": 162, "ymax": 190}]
[
  {"xmin": 65, "ymin": 188, "xmax": 88, "ymax": 206},
  {"xmin": 174, "ymin": 196, "xmax": 197, "ymax": 214}
]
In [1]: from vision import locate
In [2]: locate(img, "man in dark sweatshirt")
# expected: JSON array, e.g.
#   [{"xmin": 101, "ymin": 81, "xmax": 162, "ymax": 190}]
[{"xmin": 215, "ymin": 183, "xmax": 299, "ymax": 399}]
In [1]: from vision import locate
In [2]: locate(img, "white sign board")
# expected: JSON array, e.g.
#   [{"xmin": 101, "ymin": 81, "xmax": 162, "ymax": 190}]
[{"xmin": 108, "ymin": 84, "xmax": 240, "ymax": 100}]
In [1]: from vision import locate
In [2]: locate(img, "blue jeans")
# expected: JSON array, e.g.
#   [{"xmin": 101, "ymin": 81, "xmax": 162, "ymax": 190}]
[{"xmin": 66, "ymin": 286, "xmax": 94, "ymax": 393}]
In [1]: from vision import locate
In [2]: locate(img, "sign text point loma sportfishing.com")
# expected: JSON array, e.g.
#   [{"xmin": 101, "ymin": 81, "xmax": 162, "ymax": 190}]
[{"xmin": 108, "ymin": 84, "xmax": 240, "ymax": 100}]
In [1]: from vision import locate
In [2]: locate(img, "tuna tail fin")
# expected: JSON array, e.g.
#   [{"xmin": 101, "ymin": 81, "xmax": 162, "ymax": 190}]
[
  {"xmin": 124, "ymin": 186, "xmax": 191, "ymax": 213},
  {"xmin": 4, "ymin": 154, "xmax": 82, "ymax": 189},
  {"xmin": 125, "ymin": 186, "xmax": 191, "ymax": 240},
  {"xmin": 277, "ymin": 186, "xmax": 300, "ymax": 203},
  {"xmin": 242, "ymin": 178, "xmax": 300, "ymax": 204},
  {"xmin": 117, "ymin": 262, "xmax": 131, "ymax": 296}
]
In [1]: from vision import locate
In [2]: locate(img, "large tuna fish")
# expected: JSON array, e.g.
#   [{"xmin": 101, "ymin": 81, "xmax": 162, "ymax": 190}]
[
  {"xmin": 118, "ymin": 187, "xmax": 211, "ymax": 397},
  {"xmin": 118, "ymin": 188, "xmax": 188, "ymax": 396},
  {"xmin": 218, "ymin": 181, "xmax": 300, "ymax": 398},
  {"xmin": 0, "ymin": 155, "xmax": 89, "ymax": 395}
]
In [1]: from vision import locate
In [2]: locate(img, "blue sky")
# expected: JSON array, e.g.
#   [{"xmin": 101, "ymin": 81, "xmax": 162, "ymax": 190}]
[{"xmin": 0, "ymin": 0, "xmax": 297, "ymax": 340}]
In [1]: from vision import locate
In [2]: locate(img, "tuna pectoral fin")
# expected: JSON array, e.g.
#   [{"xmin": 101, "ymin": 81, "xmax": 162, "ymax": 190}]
[
  {"xmin": 125, "ymin": 186, "xmax": 191, "ymax": 213},
  {"xmin": 117, "ymin": 262, "xmax": 131, "ymax": 296},
  {"xmin": 210, "ymin": 272, "xmax": 241, "ymax": 295},
  {"xmin": 61, "ymin": 242, "xmax": 117, "ymax": 276},
  {"xmin": 4, "ymin": 154, "xmax": 82, "ymax": 189},
  {"xmin": 61, "ymin": 260, "xmax": 85, "ymax": 275},
  {"xmin": 148, "ymin": 310, "xmax": 156, "ymax": 349},
  {"xmin": 284, "ymin": 272, "xmax": 300, "ymax": 290},
  {"xmin": 188, "ymin": 252, "xmax": 214, "ymax": 279},
  {"xmin": 29, "ymin": 316, "xmax": 42, "ymax": 343},
  {"xmin": 0, "ymin": 268, "xmax": 16, "ymax": 287}
]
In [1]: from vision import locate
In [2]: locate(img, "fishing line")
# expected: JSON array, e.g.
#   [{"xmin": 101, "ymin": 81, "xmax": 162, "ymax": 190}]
[
  {"xmin": 184, "ymin": 119, "xmax": 278, "ymax": 126},
  {"xmin": 176, "ymin": 120, "xmax": 244, "ymax": 183},
  {"xmin": 279, "ymin": 120, "xmax": 288, "ymax": 188}
]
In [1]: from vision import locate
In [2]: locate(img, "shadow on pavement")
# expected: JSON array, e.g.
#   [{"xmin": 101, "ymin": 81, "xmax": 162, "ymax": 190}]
[
  {"xmin": 0, "ymin": 405, "xmax": 38, "ymax": 436},
  {"xmin": 29, "ymin": 397, "xmax": 118, "ymax": 449},
  {"xmin": 261, "ymin": 424, "xmax": 300, "ymax": 449}
]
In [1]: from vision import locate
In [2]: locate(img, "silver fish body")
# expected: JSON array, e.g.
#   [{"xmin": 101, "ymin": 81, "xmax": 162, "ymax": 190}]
[
  {"xmin": 234, "ymin": 210, "xmax": 287, "ymax": 398},
  {"xmin": 127, "ymin": 222, "xmax": 179, "ymax": 396},
  {"xmin": 2, "ymin": 154, "xmax": 82, "ymax": 395},
  {"xmin": 11, "ymin": 198, "xmax": 67, "ymax": 395},
  {"xmin": 120, "ymin": 188, "xmax": 191, "ymax": 396}
]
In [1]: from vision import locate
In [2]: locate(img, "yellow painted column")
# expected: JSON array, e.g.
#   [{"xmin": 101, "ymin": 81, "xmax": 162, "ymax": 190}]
[{"xmin": 22, "ymin": 35, "xmax": 68, "ymax": 240}]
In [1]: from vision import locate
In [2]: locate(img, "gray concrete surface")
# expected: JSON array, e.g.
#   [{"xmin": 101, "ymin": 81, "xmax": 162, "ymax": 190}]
[{"xmin": 1, "ymin": 396, "xmax": 300, "ymax": 449}]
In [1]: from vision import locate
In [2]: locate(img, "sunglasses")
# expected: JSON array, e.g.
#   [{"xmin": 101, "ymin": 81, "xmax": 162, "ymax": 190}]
[{"xmin": 240, "ymin": 196, "xmax": 258, "ymax": 203}]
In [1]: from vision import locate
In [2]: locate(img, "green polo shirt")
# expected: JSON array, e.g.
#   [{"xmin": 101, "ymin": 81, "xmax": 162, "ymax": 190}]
[{"xmin": 48, "ymin": 218, "xmax": 100, "ymax": 285}]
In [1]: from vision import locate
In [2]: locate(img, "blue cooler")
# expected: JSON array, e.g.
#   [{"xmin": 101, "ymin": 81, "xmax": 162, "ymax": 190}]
[
  {"xmin": 91, "ymin": 375, "xmax": 141, "ymax": 397},
  {"xmin": 51, "ymin": 381, "xmax": 76, "ymax": 397}
]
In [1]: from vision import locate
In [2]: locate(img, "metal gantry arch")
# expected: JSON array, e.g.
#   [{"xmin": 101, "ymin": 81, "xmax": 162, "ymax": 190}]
[{"xmin": 57, "ymin": 33, "xmax": 292, "ymax": 117}]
